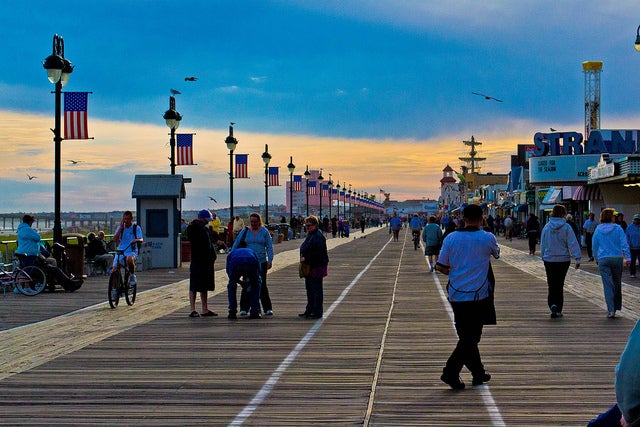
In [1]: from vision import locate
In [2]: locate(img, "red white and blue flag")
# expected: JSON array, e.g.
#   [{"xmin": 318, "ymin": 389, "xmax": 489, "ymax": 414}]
[
  {"xmin": 64, "ymin": 92, "xmax": 89, "ymax": 140},
  {"xmin": 322, "ymin": 184, "xmax": 329, "ymax": 197},
  {"xmin": 268, "ymin": 167, "xmax": 279, "ymax": 186},
  {"xmin": 235, "ymin": 154, "xmax": 248, "ymax": 178},
  {"xmin": 293, "ymin": 175, "xmax": 302, "ymax": 192},
  {"xmin": 308, "ymin": 181, "xmax": 317, "ymax": 195},
  {"xmin": 176, "ymin": 134, "xmax": 194, "ymax": 165}
]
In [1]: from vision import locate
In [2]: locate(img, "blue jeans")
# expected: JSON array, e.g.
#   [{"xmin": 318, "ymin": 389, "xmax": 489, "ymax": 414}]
[
  {"xmin": 304, "ymin": 276, "xmax": 324, "ymax": 317},
  {"xmin": 227, "ymin": 264, "xmax": 262, "ymax": 316},
  {"xmin": 598, "ymin": 257, "xmax": 623, "ymax": 312}
]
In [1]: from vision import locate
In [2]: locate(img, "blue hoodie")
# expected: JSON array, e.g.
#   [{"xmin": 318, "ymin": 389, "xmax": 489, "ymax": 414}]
[
  {"xmin": 592, "ymin": 223, "xmax": 631, "ymax": 262},
  {"xmin": 540, "ymin": 217, "xmax": 582, "ymax": 263},
  {"xmin": 626, "ymin": 221, "xmax": 640, "ymax": 250},
  {"xmin": 16, "ymin": 222, "xmax": 42, "ymax": 257}
]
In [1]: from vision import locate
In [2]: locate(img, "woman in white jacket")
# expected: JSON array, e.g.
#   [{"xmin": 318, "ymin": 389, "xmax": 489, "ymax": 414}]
[
  {"xmin": 592, "ymin": 208, "xmax": 631, "ymax": 318},
  {"xmin": 540, "ymin": 204, "xmax": 582, "ymax": 318}
]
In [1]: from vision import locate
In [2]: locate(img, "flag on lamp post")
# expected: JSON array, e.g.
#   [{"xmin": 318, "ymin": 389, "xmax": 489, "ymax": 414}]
[
  {"xmin": 176, "ymin": 134, "xmax": 194, "ymax": 165},
  {"xmin": 268, "ymin": 167, "xmax": 279, "ymax": 186},
  {"xmin": 308, "ymin": 181, "xmax": 317, "ymax": 195},
  {"xmin": 235, "ymin": 154, "xmax": 248, "ymax": 178},
  {"xmin": 293, "ymin": 175, "xmax": 302, "ymax": 192},
  {"xmin": 322, "ymin": 184, "xmax": 329, "ymax": 197},
  {"xmin": 64, "ymin": 92, "xmax": 89, "ymax": 140}
]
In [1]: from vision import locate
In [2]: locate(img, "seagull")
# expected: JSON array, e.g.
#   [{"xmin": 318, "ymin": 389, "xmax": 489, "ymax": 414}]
[
  {"xmin": 550, "ymin": 127, "xmax": 557, "ymax": 132},
  {"xmin": 170, "ymin": 88, "xmax": 181, "ymax": 95},
  {"xmin": 68, "ymin": 160, "xmax": 82, "ymax": 165},
  {"xmin": 208, "ymin": 196, "xmax": 217, "ymax": 203},
  {"xmin": 472, "ymin": 92, "xmax": 503, "ymax": 102},
  {"xmin": 184, "ymin": 77, "xmax": 198, "ymax": 81},
  {"xmin": 26, "ymin": 173, "xmax": 37, "ymax": 180}
]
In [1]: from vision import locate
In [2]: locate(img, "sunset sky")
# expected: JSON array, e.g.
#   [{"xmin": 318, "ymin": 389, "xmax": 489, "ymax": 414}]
[{"xmin": 3, "ymin": 1, "xmax": 640, "ymax": 213}]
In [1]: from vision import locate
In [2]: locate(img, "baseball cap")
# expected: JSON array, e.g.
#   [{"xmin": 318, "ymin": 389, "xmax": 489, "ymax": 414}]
[
  {"xmin": 198, "ymin": 209, "xmax": 213, "ymax": 221},
  {"xmin": 633, "ymin": 214, "xmax": 640, "ymax": 220}
]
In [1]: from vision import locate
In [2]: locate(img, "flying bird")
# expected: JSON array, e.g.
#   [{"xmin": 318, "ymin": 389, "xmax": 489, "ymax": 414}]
[
  {"xmin": 208, "ymin": 196, "xmax": 217, "ymax": 203},
  {"xmin": 184, "ymin": 77, "xmax": 198, "ymax": 81},
  {"xmin": 550, "ymin": 127, "xmax": 557, "ymax": 132},
  {"xmin": 26, "ymin": 173, "xmax": 37, "ymax": 180},
  {"xmin": 170, "ymin": 88, "xmax": 181, "ymax": 95},
  {"xmin": 472, "ymin": 92, "xmax": 503, "ymax": 102},
  {"xmin": 68, "ymin": 160, "xmax": 82, "ymax": 165}
]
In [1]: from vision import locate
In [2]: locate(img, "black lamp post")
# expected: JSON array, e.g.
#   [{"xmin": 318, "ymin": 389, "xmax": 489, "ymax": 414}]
[
  {"xmin": 262, "ymin": 144, "xmax": 272, "ymax": 225},
  {"xmin": 317, "ymin": 169, "xmax": 324, "ymax": 222},
  {"xmin": 163, "ymin": 96, "xmax": 182, "ymax": 175},
  {"xmin": 287, "ymin": 156, "xmax": 295, "ymax": 223},
  {"xmin": 343, "ymin": 183, "xmax": 347, "ymax": 221},
  {"xmin": 635, "ymin": 25, "xmax": 640, "ymax": 51},
  {"xmin": 348, "ymin": 184, "xmax": 353, "ymax": 222},
  {"xmin": 225, "ymin": 123, "xmax": 238, "ymax": 220},
  {"xmin": 43, "ymin": 34, "xmax": 74, "ymax": 250},
  {"xmin": 328, "ymin": 174, "xmax": 333, "ymax": 221},
  {"xmin": 304, "ymin": 166, "xmax": 311, "ymax": 217},
  {"xmin": 336, "ymin": 181, "xmax": 341, "ymax": 219}
]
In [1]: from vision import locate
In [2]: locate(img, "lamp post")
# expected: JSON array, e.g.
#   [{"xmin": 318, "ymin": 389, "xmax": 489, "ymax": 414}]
[
  {"xmin": 163, "ymin": 96, "xmax": 183, "ymax": 175},
  {"xmin": 304, "ymin": 166, "xmax": 311, "ymax": 217},
  {"xmin": 287, "ymin": 156, "xmax": 295, "ymax": 223},
  {"xmin": 43, "ymin": 34, "xmax": 74, "ymax": 250},
  {"xmin": 635, "ymin": 25, "xmax": 640, "ymax": 51},
  {"xmin": 317, "ymin": 169, "xmax": 324, "ymax": 223},
  {"xmin": 328, "ymin": 174, "xmax": 333, "ymax": 222},
  {"xmin": 343, "ymin": 183, "xmax": 347, "ymax": 221},
  {"xmin": 225, "ymin": 123, "xmax": 238, "ymax": 220},
  {"xmin": 262, "ymin": 144, "xmax": 272, "ymax": 225},
  {"xmin": 348, "ymin": 184, "xmax": 353, "ymax": 222},
  {"xmin": 335, "ymin": 181, "xmax": 341, "ymax": 219}
]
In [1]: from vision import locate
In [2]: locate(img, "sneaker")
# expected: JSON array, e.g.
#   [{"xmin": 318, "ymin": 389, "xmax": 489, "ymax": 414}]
[
  {"xmin": 239, "ymin": 310, "xmax": 248, "ymax": 316},
  {"xmin": 441, "ymin": 371, "xmax": 465, "ymax": 390},
  {"xmin": 228, "ymin": 312, "xmax": 237, "ymax": 320},
  {"xmin": 550, "ymin": 304, "xmax": 559, "ymax": 319},
  {"xmin": 589, "ymin": 257, "xmax": 594, "ymax": 262},
  {"xmin": 249, "ymin": 313, "xmax": 262, "ymax": 319},
  {"xmin": 129, "ymin": 274, "xmax": 137, "ymax": 286},
  {"xmin": 472, "ymin": 373, "xmax": 491, "ymax": 386},
  {"xmin": 607, "ymin": 312, "xmax": 616, "ymax": 318},
  {"xmin": 265, "ymin": 310, "xmax": 273, "ymax": 316}
]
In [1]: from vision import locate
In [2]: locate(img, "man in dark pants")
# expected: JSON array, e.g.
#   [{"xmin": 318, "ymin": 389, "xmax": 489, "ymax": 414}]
[
  {"xmin": 436, "ymin": 204, "xmax": 500, "ymax": 390},
  {"xmin": 226, "ymin": 247, "xmax": 262, "ymax": 319},
  {"xmin": 186, "ymin": 210, "xmax": 218, "ymax": 318}
]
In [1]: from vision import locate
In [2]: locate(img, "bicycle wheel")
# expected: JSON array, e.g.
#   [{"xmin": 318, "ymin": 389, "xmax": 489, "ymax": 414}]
[
  {"xmin": 14, "ymin": 265, "xmax": 47, "ymax": 296},
  {"xmin": 124, "ymin": 270, "xmax": 136, "ymax": 306},
  {"xmin": 108, "ymin": 271, "xmax": 121, "ymax": 308}
]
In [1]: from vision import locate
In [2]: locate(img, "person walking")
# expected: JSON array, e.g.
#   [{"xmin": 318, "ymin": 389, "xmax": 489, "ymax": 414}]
[
  {"xmin": 540, "ymin": 204, "xmax": 581, "ymax": 319},
  {"xmin": 226, "ymin": 247, "xmax": 262, "ymax": 319},
  {"xmin": 435, "ymin": 204, "xmax": 500, "ymax": 390},
  {"xmin": 389, "ymin": 214, "xmax": 402, "ymax": 242},
  {"xmin": 593, "ymin": 208, "xmax": 631, "ymax": 318},
  {"xmin": 422, "ymin": 215, "xmax": 443, "ymax": 271},
  {"xmin": 232, "ymin": 213, "xmax": 274, "ymax": 316},
  {"xmin": 186, "ymin": 209, "xmax": 218, "ymax": 318},
  {"xmin": 525, "ymin": 213, "xmax": 540, "ymax": 255},
  {"xmin": 584, "ymin": 212, "xmax": 597, "ymax": 261},
  {"xmin": 625, "ymin": 214, "xmax": 640, "ymax": 279},
  {"xmin": 298, "ymin": 215, "xmax": 329, "ymax": 319}
]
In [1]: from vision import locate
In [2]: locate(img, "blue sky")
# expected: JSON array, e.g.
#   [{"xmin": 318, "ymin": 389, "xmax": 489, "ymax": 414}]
[{"xmin": 2, "ymin": 1, "xmax": 640, "ymax": 215}]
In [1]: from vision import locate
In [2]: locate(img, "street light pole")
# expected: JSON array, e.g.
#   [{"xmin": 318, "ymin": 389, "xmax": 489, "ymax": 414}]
[
  {"xmin": 318, "ymin": 169, "xmax": 324, "ymax": 223},
  {"xmin": 163, "ymin": 96, "xmax": 182, "ymax": 175},
  {"xmin": 335, "ymin": 181, "xmax": 341, "ymax": 219},
  {"xmin": 262, "ymin": 144, "xmax": 272, "ymax": 225},
  {"xmin": 225, "ymin": 123, "xmax": 238, "ymax": 220},
  {"xmin": 328, "ymin": 174, "xmax": 333, "ymax": 222},
  {"xmin": 304, "ymin": 166, "xmax": 311, "ymax": 217},
  {"xmin": 287, "ymin": 156, "xmax": 295, "ymax": 223},
  {"xmin": 43, "ymin": 34, "xmax": 73, "ymax": 250}
]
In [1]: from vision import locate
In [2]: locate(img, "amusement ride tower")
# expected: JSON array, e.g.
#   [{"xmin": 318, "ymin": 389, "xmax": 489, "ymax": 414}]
[{"xmin": 582, "ymin": 61, "xmax": 602, "ymax": 139}]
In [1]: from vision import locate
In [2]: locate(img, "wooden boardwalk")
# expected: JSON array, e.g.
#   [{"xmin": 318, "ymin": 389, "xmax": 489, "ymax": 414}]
[{"xmin": 0, "ymin": 227, "xmax": 638, "ymax": 426}]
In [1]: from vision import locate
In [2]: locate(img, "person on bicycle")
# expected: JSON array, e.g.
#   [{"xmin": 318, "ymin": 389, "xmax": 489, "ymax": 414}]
[
  {"xmin": 226, "ymin": 247, "xmax": 262, "ymax": 319},
  {"xmin": 112, "ymin": 211, "xmax": 143, "ymax": 286},
  {"xmin": 409, "ymin": 214, "xmax": 423, "ymax": 247},
  {"xmin": 422, "ymin": 215, "xmax": 443, "ymax": 272}
]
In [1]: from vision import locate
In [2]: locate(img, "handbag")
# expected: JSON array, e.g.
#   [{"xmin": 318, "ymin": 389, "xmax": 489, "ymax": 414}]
[
  {"xmin": 237, "ymin": 227, "xmax": 249, "ymax": 248},
  {"xmin": 298, "ymin": 262, "xmax": 311, "ymax": 278}
]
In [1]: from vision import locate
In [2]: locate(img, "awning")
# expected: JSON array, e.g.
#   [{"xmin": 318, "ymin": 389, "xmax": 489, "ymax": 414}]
[
  {"xmin": 542, "ymin": 187, "xmax": 562, "ymax": 204},
  {"xmin": 573, "ymin": 185, "xmax": 602, "ymax": 201},
  {"xmin": 515, "ymin": 204, "xmax": 528, "ymax": 213}
]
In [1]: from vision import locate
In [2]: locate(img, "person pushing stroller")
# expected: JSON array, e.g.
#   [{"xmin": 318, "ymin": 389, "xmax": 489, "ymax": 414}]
[{"xmin": 226, "ymin": 247, "xmax": 262, "ymax": 319}]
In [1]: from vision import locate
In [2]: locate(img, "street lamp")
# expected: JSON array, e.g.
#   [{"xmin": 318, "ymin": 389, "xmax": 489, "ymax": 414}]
[
  {"xmin": 43, "ymin": 34, "xmax": 74, "ymax": 250},
  {"xmin": 343, "ymin": 183, "xmax": 348, "ymax": 222},
  {"xmin": 335, "ymin": 181, "xmax": 341, "ymax": 219},
  {"xmin": 328, "ymin": 174, "xmax": 333, "ymax": 223},
  {"xmin": 262, "ymin": 144, "xmax": 272, "ymax": 225},
  {"xmin": 287, "ymin": 156, "xmax": 295, "ymax": 223},
  {"xmin": 225, "ymin": 123, "xmax": 238, "ymax": 220},
  {"xmin": 163, "ymin": 96, "xmax": 182, "ymax": 175},
  {"xmin": 318, "ymin": 169, "xmax": 324, "ymax": 223},
  {"xmin": 635, "ymin": 25, "xmax": 640, "ymax": 51},
  {"xmin": 348, "ymin": 184, "xmax": 353, "ymax": 222},
  {"xmin": 304, "ymin": 166, "xmax": 311, "ymax": 217}
]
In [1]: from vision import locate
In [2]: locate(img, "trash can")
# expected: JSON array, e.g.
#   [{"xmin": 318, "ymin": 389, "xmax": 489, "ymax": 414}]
[{"xmin": 62, "ymin": 233, "xmax": 86, "ymax": 278}]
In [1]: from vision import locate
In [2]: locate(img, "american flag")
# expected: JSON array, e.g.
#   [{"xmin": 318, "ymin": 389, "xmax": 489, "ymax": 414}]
[
  {"xmin": 293, "ymin": 175, "xmax": 302, "ymax": 192},
  {"xmin": 322, "ymin": 184, "xmax": 329, "ymax": 197},
  {"xmin": 308, "ymin": 181, "xmax": 317, "ymax": 195},
  {"xmin": 332, "ymin": 188, "xmax": 338, "ymax": 196},
  {"xmin": 268, "ymin": 167, "xmax": 279, "ymax": 186},
  {"xmin": 176, "ymin": 134, "xmax": 194, "ymax": 165},
  {"xmin": 340, "ymin": 190, "xmax": 345, "ymax": 200},
  {"xmin": 64, "ymin": 92, "xmax": 89, "ymax": 140},
  {"xmin": 380, "ymin": 188, "xmax": 385, "ymax": 194},
  {"xmin": 235, "ymin": 154, "xmax": 248, "ymax": 178}
]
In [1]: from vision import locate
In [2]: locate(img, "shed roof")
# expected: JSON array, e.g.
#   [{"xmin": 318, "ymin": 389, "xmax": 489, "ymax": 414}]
[{"xmin": 132, "ymin": 174, "xmax": 186, "ymax": 199}]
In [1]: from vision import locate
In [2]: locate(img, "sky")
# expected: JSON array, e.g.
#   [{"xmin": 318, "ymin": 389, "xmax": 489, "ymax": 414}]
[{"xmin": 2, "ymin": 0, "xmax": 640, "ymax": 214}]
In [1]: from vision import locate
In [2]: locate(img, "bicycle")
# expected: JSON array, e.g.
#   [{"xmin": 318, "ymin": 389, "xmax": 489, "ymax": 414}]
[
  {"xmin": 108, "ymin": 242, "xmax": 137, "ymax": 308},
  {"xmin": 0, "ymin": 258, "xmax": 47, "ymax": 296}
]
